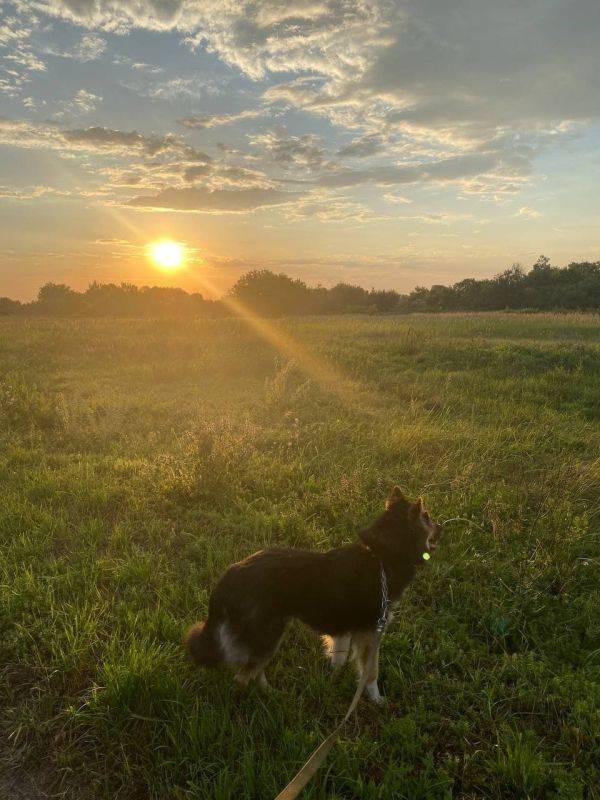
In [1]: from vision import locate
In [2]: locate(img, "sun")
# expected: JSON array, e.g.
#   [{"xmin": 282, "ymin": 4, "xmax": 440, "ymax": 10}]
[{"xmin": 148, "ymin": 239, "xmax": 185, "ymax": 271}]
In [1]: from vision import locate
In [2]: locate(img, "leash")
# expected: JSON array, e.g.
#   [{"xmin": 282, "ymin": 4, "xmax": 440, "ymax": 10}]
[{"xmin": 274, "ymin": 563, "xmax": 391, "ymax": 800}]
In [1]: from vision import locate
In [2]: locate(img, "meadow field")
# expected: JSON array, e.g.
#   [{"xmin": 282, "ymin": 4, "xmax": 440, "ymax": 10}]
[{"xmin": 0, "ymin": 312, "xmax": 598, "ymax": 800}]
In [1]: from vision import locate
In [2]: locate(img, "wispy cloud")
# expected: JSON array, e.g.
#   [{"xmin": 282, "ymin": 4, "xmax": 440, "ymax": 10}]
[
  {"xmin": 337, "ymin": 134, "xmax": 386, "ymax": 159},
  {"xmin": 316, "ymin": 150, "xmax": 531, "ymax": 190},
  {"xmin": 0, "ymin": 118, "xmax": 211, "ymax": 163},
  {"xmin": 70, "ymin": 89, "xmax": 102, "ymax": 113},
  {"xmin": 178, "ymin": 109, "xmax": 262, "ymax": 129},
  {"xmin": 516, "ymin": 206, "xmax": 542, "ymax": 219},
  {"xmin": 250, "ymin": 132, "xmax": 325, "ymax": 170},
  {"xmin": 127, "ymin": 185, "xmax": 302, "ymax": 213}
]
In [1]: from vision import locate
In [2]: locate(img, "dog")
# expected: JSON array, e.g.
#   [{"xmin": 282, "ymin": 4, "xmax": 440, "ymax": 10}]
[{"xmin": 185, "ymin": 486, "xmax": 442, "ymax": 703}]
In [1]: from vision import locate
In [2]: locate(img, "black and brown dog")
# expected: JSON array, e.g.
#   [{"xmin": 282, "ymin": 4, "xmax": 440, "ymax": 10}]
[{"xmin": 185, "ymin": 486, "xmax": 442, "ymax": 703}]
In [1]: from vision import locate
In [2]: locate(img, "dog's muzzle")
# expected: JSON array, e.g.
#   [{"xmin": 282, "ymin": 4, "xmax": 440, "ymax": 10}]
[{"xmin": 427, "ymin": 523, "xmax": 443, "ymax": 553}]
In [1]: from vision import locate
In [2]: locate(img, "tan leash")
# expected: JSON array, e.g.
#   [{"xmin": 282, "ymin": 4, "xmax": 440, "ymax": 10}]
[{"xmin": 274, "ymin": 564, "xmax": 390, "ymax": 800}]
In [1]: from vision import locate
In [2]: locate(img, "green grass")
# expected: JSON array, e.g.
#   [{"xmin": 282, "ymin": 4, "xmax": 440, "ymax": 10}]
[{"xmin": 0, "ymin": 313, "xmax": 598, "ymax": 799}]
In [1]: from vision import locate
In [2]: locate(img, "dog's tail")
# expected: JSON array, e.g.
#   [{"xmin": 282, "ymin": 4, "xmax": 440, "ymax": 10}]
[{"xmin": 184, "ymin": 620, "xmax": 222, "ymax": 666}]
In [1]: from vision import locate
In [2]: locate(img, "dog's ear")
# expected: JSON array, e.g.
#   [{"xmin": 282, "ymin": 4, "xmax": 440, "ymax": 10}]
[
  {"xmin": 411, "ymin": 497, "xmax": 424, "ymax": 516},
  {"xmin": 386, "ymin": 485, "xmax": 406, "ymax": 509}
]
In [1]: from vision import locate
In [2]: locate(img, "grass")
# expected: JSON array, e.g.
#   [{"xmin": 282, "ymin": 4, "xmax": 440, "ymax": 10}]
[{"xmin": 0, "ymin": 312, "xmax": 598, "ymax": 799}]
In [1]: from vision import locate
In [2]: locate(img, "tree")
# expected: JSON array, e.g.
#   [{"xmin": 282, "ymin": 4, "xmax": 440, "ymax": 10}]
[
  {"xmin": 36, "ymin": 283, "xmax": 80, "ymax": 315},
  {"xmin": 406, "ymin": 286, "xmax": 431, "ymax": 311},
  {"xmin": 426, "ymin": 285, "xmax": 456, "ymax": 311},
  {"xmin": 325, "ymin": 283, "xmax": 370, "ymax": 313},
  {"xmin": 228, "ymin": 270, "xmax": 313, "ymax": 316},
  {"xmin": 369, "ymin": 289, "xmax": 400, "ymax": 312},
  {"xmin": 0, "ymin": 297, "xmax": 21, "ymax": 315},
  {"xmin": 492, "ymin": 264, "xmax": 526, "ymax": 308}
]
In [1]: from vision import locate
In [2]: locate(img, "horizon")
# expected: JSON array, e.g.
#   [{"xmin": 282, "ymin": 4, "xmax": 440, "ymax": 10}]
[
  {"xmin": 1, "ymin": 2, "xmax": 599, "ymax": 301},
  {"xmin": 1, "ymin": 254, "xmax": 593, "ymax": 305},
  {"xmin": 0, "ymin": 255, "xmax": 569, "ymax": 304}
]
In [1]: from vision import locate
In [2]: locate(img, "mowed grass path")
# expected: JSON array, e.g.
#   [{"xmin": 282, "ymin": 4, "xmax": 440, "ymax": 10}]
[{"xmin": 0, "ymin": 313, "xmax": 598, "ymax": 799}]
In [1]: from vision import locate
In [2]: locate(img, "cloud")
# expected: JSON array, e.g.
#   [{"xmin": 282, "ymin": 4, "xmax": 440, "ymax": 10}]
[
  {"xmin": 4, "ymin": 48, "xmax": 45, "ymax": 72},
  {"xmin": 262, "ymin": 78, "xmax": 333, "ymax": 109},
  {"xmin": 285, "ymin": 193, "xmax": 383, "ymax": 223},
  {"xmin": 62, "ymin": 126, "xmax": 180, "ymax": 155},
  {"xmin": 0, "ymin": 15, "xmax": 46, "ymax": 95},
  {"xmin": 19, "ymin": 1, "xmax": 600, "ymax": 128},
  {"xmin": 19, "ymin": 2, "xmax": 600, "ymax": 163},
  {"xmin": 395, "ymin": 212, "xmax": 480, "ymax": 226},
  {"xmin": 316, "ymin": 150, "xmax": 529, "ymax": 189},
  {"xmin": 112, "ymin": 55, "xmax": 163, "ymax": 74},
  {"xmin": 99, "ymin": 159, "xmax": 193, "ymax": 189},
  {"xmin": 72, "ymin": 32, "xmax": 107, "ymax": 61},
  {"xmin": 147, "ymin": 75, "xmax": 225, "ymax": 101},
  {"xmin": 337, "ymin": 134, "xmax": 385, "ymax": 158},
  {"xmin": 211, "ymin": 165, "xmax": 271, "ymax": 188},
  {"xmin": 0, "ymin": 19, "xmax": 32, "ymax": 46},
  {"xmin": 0, "ymin": 115, "xmax": 289, "ymax": 209},
  {"xmin": 241, "ymin": 3, "xmax": 600, "ymax": 149},
  {"xmin": 371, "ymin": 3, "xmax": 599, "ymax": 128},
  {"xmin": 250, "ymin": 132, "xmax": 325, "ymax": 169},
  {"xmin": 94, "ymin": 238, "xmax": 135, "ymax": 245},
  {"xmin": 0, "ymin": 184, "xmax": 70, "ymax": 200},
  {"xmin": 178, "ymin": 110, "xmax": 262, "ymax": 129},
  {"xmin": 0, "ymin": 116, "xmax": 51, "ymax": 146},
  {"xmin": 70, "ymin": 89, "xmax": 102, "ymax": 113},
  {"xmin": 127, "ymin": 185, "xmax": 301, "ymax": 212},
  {"xmin": 3, "ymin": 120, "xmax": 211, "ymax": 163},
  {"xmin": 5, "ymin": 0, "xmax": 600, "ymax": 223},
  {"xmin": 183, "ymin": 164, "xmax": 213, "ymax": 182},
  {"xmin": 24, "ymin": 1, "xmax": 387, "ymax": 78},
  {"xmin": 0, "ymin": 115, "xmax": 530, "ymax": 208},
  {"xmin": 516, "ymin": 206, "xmax": 542, "ymax": 219},
  {"xmin": 101, "ymin": 158, "xmax": 271, "ymax": 192},
  {"xmin": 26, "ymin": 0, "xmax": 189, "ymax": 32},
  {"xmin": 384, "ymin": 192, "xmax": 412, "ymax": 205}
]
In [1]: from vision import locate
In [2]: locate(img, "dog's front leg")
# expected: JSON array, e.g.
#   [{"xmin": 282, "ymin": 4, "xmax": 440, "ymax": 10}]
[{"xmin": 352, "ymin": 630, "xmax": 384, "ymax": 705}]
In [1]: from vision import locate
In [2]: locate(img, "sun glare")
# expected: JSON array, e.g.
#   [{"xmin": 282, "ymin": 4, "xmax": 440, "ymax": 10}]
[{"xmin": 149, "ymin": 240, "xmax": 185, "ymax": 271}]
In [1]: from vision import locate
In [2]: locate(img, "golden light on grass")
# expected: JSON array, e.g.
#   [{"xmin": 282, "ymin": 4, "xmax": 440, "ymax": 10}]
[
  {"xmin": 148, "ymin": 240, "xmax": 185, "ymax": 271},
  {"xmin": 190, "ymin": 270, "xmax": 378, "ymax": 417}
]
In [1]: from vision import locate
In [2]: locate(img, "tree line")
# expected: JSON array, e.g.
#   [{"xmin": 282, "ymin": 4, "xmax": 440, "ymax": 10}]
[{"xmin": 1, "ymin": 256, "xmax": 599, "ymax": 318}]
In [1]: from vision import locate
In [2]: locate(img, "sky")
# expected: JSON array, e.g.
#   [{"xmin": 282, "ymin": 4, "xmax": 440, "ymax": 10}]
[{"xmin": 0, "ymin": 0, "xmax": 599, "ymax": 301}]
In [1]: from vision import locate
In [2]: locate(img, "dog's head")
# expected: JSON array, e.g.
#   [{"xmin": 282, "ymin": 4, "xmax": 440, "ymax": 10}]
[{"xmin": 360, "ymin": 485, "xmax": 443, "ymax": 563}]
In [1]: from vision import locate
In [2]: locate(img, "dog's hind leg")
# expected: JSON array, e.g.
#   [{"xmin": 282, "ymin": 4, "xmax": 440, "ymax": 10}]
[
  {"xmin": 234, "ymin": 660, "xmax": 270, "ymax": 688},
  {"xmin": 323, "ymin": 634, "xmax": 352, "ymax": 669},
  {"xmin": 232, "ymin": 616, "xmax": 285, "ymax": 689},
  {"xmin": 351, "ymin": 630, "xmax": 384, "ymax": 705}
]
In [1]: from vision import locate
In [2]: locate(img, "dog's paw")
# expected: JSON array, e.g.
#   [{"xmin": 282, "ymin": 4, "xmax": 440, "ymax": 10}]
[
  {"xmin": 370, "ymin": 693, "xmax": 387, "ymax": 707},
  {"xmin": 257, "ymin": 672, "xmax": 269, "ymax": 690},
  {"xmin": 365, "ymin": 681, "xmax": 386, "ymax": 705}
]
